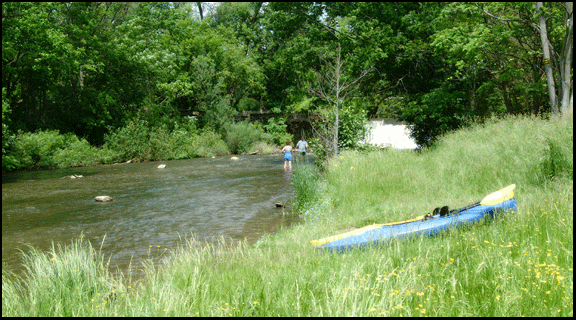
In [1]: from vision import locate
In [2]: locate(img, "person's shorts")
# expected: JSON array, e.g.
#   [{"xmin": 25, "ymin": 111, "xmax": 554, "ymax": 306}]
[{"xmin": 284, "ymin": 155, "xmax": 292, "ymax": 161}]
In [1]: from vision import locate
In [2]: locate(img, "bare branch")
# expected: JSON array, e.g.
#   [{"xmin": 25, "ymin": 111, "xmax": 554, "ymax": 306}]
[
  {"xmin": 478, "ymin": 3, "xmax": 537, "ymax": 29},
  {"xmin": 307, "ymin": 44, "xmax": 372, "ymax": 159}
]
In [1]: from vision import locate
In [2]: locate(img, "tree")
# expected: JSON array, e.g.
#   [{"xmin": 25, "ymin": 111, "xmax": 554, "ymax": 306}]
[
  {"xmin": 536, "ymin": 2, "xmax": 559, "ymax": 114},
  {"xmin": 482, "ymin": 2, "xmax": 573, "ymax": 115},
  {"xmin": 535, "ymin": 2, "xmax": 573, "ymax": 115},
  {"xmin": 559, "ymin": 2, "xmax": 573, "ymax": 115},
  {"xmin": 2, "ymin": 2, "xmax": 146, "ymax": 144},
  {"xmin": 308, "ymin": 44, "xmax": 370, "ymax": 159}
]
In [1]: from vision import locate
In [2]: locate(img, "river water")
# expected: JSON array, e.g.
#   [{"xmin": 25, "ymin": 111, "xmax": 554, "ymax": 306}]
[{"xmin": 2, "ymin": 154, "xmax": 299, "ymax": 277}]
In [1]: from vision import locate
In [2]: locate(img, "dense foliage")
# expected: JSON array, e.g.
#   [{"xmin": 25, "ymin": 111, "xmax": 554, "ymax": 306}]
[{"xmin": 2, "ymin": 2, "xmax": 573, "ymax": 171}]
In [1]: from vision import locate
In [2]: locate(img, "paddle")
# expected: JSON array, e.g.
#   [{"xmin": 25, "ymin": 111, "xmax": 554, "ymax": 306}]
[
  {"xmin": 311, "ymin": 184, "xmax": 517, "ymax": 247},
  {"xmin": 425, "ymin": 184, "xmax": 516, "ymax": 220},
  {"xmin": 449, "ymin": 183, "xmax": 515, "ymax": 213},
  {"xmin": 422, "ymin": 184, "xmax": 517, "ymax": 221}
]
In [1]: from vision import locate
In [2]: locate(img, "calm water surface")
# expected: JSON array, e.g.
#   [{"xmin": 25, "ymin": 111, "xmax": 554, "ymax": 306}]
[{"xmin": 2, "ymin": 154, "xmax": 299, "ymax": 276}]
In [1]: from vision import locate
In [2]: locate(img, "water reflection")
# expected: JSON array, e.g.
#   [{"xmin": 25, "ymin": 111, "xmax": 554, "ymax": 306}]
[{"xmin": 2, "ymin": 154, "xmax": 299, "ymax": 277}]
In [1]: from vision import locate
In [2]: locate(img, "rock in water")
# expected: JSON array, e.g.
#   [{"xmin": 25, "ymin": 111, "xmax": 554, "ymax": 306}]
[
  {"xmin": 231, "ymin": 157, "xmax": 239, "ymax": 160},
  {"xmin": 95, "ymin": 196, "xmax": 113, "ymax": 202},
  {"xmin": 157, "ymin": 164, "xmax": 166, "ymax": 169}
]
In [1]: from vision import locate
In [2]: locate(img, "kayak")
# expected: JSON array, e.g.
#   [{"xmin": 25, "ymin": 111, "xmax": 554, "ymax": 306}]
[{"xmin": 311, "ymin": 198, "xmax": 517, "ymax": 252}]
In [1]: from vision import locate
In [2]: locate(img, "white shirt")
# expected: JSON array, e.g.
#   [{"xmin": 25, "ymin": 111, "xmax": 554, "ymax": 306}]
[{"xmin": 296, "ymin": 140, "xmax": 308, "ymax": 152}]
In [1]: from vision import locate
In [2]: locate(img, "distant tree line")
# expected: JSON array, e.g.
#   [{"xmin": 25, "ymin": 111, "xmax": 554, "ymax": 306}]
[{"xmin": 2, "ymin": 2, "xmax": 572, "ymax": 151}]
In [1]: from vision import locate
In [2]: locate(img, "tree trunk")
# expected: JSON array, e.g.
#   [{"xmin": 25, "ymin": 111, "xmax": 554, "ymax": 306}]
[
  {"xmin": 79, "ymin": 65, "xmax": 84, "ymax": 87},
  {"xmin": 333, "ymin": 45, "xmax": 341, "ymax": 158},
  {"xmin": 196, "ymin": 2, "xmax": 203, "ymax": 21},
  {"xmin": 308, "ymin": 44, "xmax": 370, "ymax": 162},
  {"xmin": 536, "ymin": 2, "xmax": 559, "ymax": 114},
  {"xmin": 559, "ymin": 2, "xmax": 573, "ymax": 114}
]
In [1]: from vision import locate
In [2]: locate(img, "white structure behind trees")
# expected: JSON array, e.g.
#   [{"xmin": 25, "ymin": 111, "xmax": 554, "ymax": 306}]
[{"xmin": 362, "ymin": 119, "xmax": 418, "ymax": 150}]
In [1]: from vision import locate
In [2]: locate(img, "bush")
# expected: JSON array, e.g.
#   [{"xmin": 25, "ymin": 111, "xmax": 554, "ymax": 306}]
[
  {"xmin": 5, "ymin": 115, "xmax": 292, "ymax": 171},
  {"xmin": 192, "ymin": 129, "xmax": 229, "ymax": 157},
  {"xmin": 103, "ymin": 119, "xmax": 152, "ymax": 161},
  {"xmin": 2, "ymin": 123, "xmax": 20, "ymax": 172},
  {"xmin": 148, "ymin": 124, "xmax": 173, "ymax": 160},
  {"xmin": 166, "ymin": 127, "xmax": 197, "ymax": 160},
  {"xmin": 401, "ymin": 83, "xmax": 469, "ymax": 148},
  {"xmin": 262, "ymin": 117, "xmax": 293, "ymax": 146},
  {"xmin": 225, "ymin": 120, "xmax": 266, "ymax": 154},
  {"xmin": 309, "ymin": 106, "xmax": 369, "ymax": 167},
  {"xmin": 9, "ymin": 129, "xmax": 119, "ymax": 170},
  {"xmin": 104, "ymin": 117, "xmax": 230, "ymax": 161},
  {"xmin": 250, "ymin": 141, "xmax": 277, "ymax": 154},
  {"xmin": 337, "ymin": 107, "xmax": 369, "ymax": 150},
  {"xmin": 52, "ymin": 136, "xmax": 102, "ymax": 168},
  {"xmin": 14, "ymin": 130, "xmax": 69, "ymax": 168}
]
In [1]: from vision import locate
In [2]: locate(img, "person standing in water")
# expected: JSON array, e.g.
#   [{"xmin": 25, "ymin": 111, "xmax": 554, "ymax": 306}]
[
  {"xmin": 281, "ymin": 140, "xmax": 293, "ymax": 171},
  {"xmin": 296, "ymin": 136, "xmax": 309, "ymax": 158}
]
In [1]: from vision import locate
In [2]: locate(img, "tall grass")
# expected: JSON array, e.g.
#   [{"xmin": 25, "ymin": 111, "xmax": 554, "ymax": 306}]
[
  {"xmin": 292, "ymin": 162, "xmax": 321, "ymax": 213},
  {"xmin": 3, "ymin": 115, "xmax": 572, "ymax": 316},
  {"xmin": 320, "ymin": 114, "xmax": 572, "ymax": 227},
  {"xmin": 2, "ymin": 235, "xmax": 128, "ymax": 316}
]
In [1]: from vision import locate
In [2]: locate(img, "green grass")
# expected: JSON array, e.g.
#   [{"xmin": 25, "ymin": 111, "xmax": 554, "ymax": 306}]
[{"xmin": 2, "ymin": 114, "xmax": 572, "ymax": 316}]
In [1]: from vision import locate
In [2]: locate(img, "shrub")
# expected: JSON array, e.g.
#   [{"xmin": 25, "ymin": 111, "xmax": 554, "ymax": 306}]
[
  {"xmin": 52, "ymin": 136, "xmax": 101, "ymax": 168},
  {"xmin": 192, "ymin": 129, "xmax": 229, "ymax": 158},
  {"xmin": 2, "ymin": 123, "xmax": 20, "ymax": 172},
  {"xmin": 310, "ymin": 106, "xmax": 369, "ymax": 167},
  {"xmin": 225, "ymin": 120, "xmax": 265, "ymax": 154},
  {"xmin": 250, "ymin": 141, "xmax": 277, "ymax": 154},
  {"xmin": 167, "ymin": 128, "xmax": 197, "ymax": 160},
  {"xmin": 401, "ymin": 83, "xmax": 469, "ymax": 148},
  {"xmin": 148, "ymin": 124, "xmax": 173, "ymax": 160},
  {"xmin": 262, "ymin": 117, "xmax": 293, "ymax": 146},
  {"xmin": 103, "ymin": 119, "xmax": 152, "ymax": 161},
  {"xmin": 103, "ymin": 118, "xmax": 230, "ymax": 161},
  {"xmin": 337, "ymin": 107, "xmax": 369, "ymax": 150},
  {"xmin": 14, "ymin": 130, "xmax": 68, "ymax": 168}
]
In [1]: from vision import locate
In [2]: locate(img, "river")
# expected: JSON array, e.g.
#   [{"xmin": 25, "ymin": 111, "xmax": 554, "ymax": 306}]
[{"xmin": 2, "ymin": 154, "xmax": 299, "ymax": 277}]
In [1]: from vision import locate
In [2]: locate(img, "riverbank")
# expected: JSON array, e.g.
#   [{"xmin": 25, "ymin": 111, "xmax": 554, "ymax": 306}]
[
  {"xmin": 3, "ymin": 115, "xmax": 572, "ymax": 316},
  {"xmin": 2, "ymin": 118, "xmax": 290, "ymax": 173}
]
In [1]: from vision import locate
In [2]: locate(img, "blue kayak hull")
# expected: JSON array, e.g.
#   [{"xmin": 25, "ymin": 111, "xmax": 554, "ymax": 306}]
[{"xmin": 314, "ymin": 199, "xmax": 517, "ymax": 252}]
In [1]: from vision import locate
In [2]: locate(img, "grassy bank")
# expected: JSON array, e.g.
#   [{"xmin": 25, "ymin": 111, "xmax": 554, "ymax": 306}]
[{"xmin": 2, "ymin": 115, "xmax": 572, "ymax": 316}]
